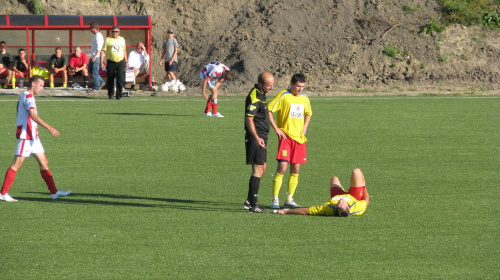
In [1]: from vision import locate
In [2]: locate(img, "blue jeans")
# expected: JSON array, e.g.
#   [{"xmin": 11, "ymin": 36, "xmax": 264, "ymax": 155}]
[{"xmin": 89, "ymin": 57, "xmax": 104, "ymax": 90}]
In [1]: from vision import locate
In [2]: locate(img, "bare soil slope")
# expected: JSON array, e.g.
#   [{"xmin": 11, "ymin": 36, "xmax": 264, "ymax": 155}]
[{"xmin": 2, "ymin": 0, "xmax": 499, "ymax": 94}]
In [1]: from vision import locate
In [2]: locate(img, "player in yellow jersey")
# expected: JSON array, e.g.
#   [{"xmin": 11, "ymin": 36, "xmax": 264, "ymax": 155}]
[
  {"xmin": 275, "ymin": 168, "xmax": 370, "ymax": 217},
  {"xmin": 268, "ymin": 73, "xmax": 312, "ymax": 209}
]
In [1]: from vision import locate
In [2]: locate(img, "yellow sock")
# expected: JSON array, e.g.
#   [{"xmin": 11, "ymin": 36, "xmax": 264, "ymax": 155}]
[
  {"xmin": 63, "ymin": 82, "xmax": 67, "ymax": 88},
  {"xmin": 286, "ymin": 173, "xmax": 299, "ymax": 200},
  {"xmin": 11, "ymin": 77, "xmax": 16, "ymax": 88},
  {"xmin": 50, "ymin": 82, "xmax": 54, "ymax": 88},
  {"xmin": 272, "ymin": 172, "xmax": 284, "ymax": 196}
]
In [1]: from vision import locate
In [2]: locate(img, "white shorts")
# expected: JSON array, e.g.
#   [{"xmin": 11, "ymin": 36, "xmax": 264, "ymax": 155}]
[
  {"xmin": 199, "ymin": 72, "xmax": 216, "ymax": 89},
  {"xmin": 15, "ymin": 138, "xmax": 45, "ymax": 157}
]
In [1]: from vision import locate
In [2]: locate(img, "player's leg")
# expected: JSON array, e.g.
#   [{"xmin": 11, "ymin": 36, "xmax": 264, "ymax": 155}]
[
  {"xmin": 82, "ymin": 70, "xmax": 89, "ymax": 88},
  {"xmin": 106, "ymin": 61, "xmax": 116, "ymax": 98},
  {"xmin": 115, "ymin": 60, "xmax": 125, "ymax": 99},
  {"xmin": 62, "ymin": 69, "xmax": 68, "ymax": 87},
  {"xmin": 32, "ymin": 152, "xmax": 59, "ymax": 195},
  {"xmin": 330, "ymin": 176, "xmax": 347, "ymax": 198},
  {"xmin": 68, "ymin": 68, "xmax": 75, "ymax": 86},
  {"xmin": 284, "ymin": 163, "xmax": 300, "ymax": 206},
  {"xmin": 0, "ymin": 156, "xmax": 27, "ymax": 197},
  {"xmin": 210, "ymin": 87, "xmax": 221, "ymax": 115},
  {"xmin": 49, "ymin": 70, "xmax": 55, "ymax": 88},
  {"xmin": 285, "ymin": 140, "xmax": 306, "ymax": 206},
  {"xmin": 248, "ymin": 163, "xmax": 266, "ymax": 207},
  {"xmin": 245, "ymin": 136, "xmax": 267, "ymax": 208},
  {"xmin": 348, "ymin": 168, "xmax": 366, "ymax": 200}
]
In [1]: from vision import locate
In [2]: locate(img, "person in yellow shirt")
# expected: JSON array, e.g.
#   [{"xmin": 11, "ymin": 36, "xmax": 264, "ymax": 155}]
[
  {"xmin": 275, "ymin": 168, "xmax": 370, "ymax": 217},
  {"xmin": 268, "ymin": 73, "xmax": 312, "ymax": 209},
  {"xmin": 101, "ymin": 26, "xmax": 128, "ymax": 100}
]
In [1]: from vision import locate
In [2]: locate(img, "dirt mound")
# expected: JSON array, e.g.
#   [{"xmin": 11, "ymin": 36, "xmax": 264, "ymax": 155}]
[{"xmin": 2, "ymin": 0, "xmax": 499, "ymax": 93}]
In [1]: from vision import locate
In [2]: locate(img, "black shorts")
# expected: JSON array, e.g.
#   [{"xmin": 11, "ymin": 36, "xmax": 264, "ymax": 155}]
[
  {"xmin": 245, "ymin": 135, "xmax": 267, "ymax": 165},
  {"xmin": 72, "ymin": 70, "xmax": 86, "ymax": 76},
  {"xmin": 165, "ymin": 61, "xmax": 178, "ymax": 72}
]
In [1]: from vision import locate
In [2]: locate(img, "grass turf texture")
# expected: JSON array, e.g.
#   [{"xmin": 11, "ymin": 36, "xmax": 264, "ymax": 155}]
[{"xmin": 0, "ymin": 94, "xmax": 498, "ymax": 279}]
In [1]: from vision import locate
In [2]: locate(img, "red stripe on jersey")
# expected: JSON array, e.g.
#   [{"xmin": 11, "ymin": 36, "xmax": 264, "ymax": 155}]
[
  {"xmin": 26, "ymin": 115, "xmax": 33, "ymax": 140},
  {"xmin": 16, "ymin": 125, "xmax": 22, "ymax": 139}
]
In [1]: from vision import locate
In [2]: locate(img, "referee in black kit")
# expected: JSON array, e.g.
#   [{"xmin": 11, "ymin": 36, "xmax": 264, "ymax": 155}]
[{"xmin": 243, "ymin": 72, "xmax": 275, "ymax": 213}]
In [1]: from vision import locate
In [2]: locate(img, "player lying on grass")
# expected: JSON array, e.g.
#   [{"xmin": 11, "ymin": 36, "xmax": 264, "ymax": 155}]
[{"xmin": 274, "ymin": 168, "xmax": 369, "ymax": 216}]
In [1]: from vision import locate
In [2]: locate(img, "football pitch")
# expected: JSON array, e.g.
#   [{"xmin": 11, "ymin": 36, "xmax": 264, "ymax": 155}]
[{"xmin": 0, "ymin": 94, "xmax": 498, "ymax": 279}]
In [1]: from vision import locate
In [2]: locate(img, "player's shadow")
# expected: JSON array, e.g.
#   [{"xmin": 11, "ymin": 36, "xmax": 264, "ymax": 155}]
[
  {"xmin": 98, "ymin": 112, "xmax": 192, "ymax": 117},
  {"xmin": 21, "ymin": 192, "xmax": 242, "ymax": 212}
]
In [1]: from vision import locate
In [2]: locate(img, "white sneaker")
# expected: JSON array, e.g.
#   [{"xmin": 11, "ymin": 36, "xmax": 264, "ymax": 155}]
[
  {"xmin": 213, "ymin": 112, "xmax": 224, "ymax": 118},
  {"xmin": 0, "ymin": 193, "xmax": 18, "ymax": 202},
  {"xmin": 270, "ymin": 199, "xmax": 280, "ymax": 209},
  {"xmin": 203, "ymin": 112, "xmax": 213, "ymax": 117},
  {"xmin": 51, "ymin": 190, "xmax": 71, "ymax": 200},
  {"xmin": 284, "ymin": 199, "xmax": 301, "ymax": 208}
]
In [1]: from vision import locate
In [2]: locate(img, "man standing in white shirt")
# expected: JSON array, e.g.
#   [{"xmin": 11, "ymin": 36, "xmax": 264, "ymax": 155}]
[
  {"xmin": 89, "ymin": 22, "xmax": 105, "ymax": 91},
  {"xmin": 128, "ymin": 42, "xmax": 149, "ymax": 90},
  {"xmin": 0, "ymin": 75, "xmax": 71, "ymax": 202}
]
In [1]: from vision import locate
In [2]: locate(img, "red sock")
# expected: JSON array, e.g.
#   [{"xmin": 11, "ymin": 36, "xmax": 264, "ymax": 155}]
[
  {"xmin": 204, "ymin": 99, "xmax": 213, "ymax": 113},
  {"xmin": 212, "ymin": 103, "xmax": 218, "ymax": 114},
  {"xmin": 40, "ymin": 169, "xmax": 57, "ymax": 194},
  {"xmin": 1, "ymin": 168, "xmax": 17, "ymax": 195}
]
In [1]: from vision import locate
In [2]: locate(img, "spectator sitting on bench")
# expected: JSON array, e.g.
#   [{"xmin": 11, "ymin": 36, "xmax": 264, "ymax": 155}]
[
  {"xmin": 68, "ymin": 46, "xmax": 89, "ymax": 88},
  {"xmin": 12, "ymin": 48, "xmax": 30, "ymax": 87},
  {"xmin": 0, "ymin": 41, "xmax": 13, "ymax": 89},
  {"xmin": 49, "ymin": 47, "xmax": 68, "ymax": 88},
  {"xmin": 128, "ymin": 42, "xmax": 149, "ymax": 90}
]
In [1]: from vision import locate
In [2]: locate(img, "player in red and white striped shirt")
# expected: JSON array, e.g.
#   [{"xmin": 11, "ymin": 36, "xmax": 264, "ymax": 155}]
[
  {"xmin": 0, "ymin": 75, "xmax": 71, "ymax": 202},
  {"xmin": 199, "ymin": 61, "xmax": 235, "ymax": 118}
]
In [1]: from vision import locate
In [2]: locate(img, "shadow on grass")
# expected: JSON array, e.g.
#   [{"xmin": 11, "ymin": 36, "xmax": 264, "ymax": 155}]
[
  {"xmin": 50, "ymin": 95, "xmax": 95, "ymax": 99},
  {"xmin": 19, "ymin": 192, "xmax": 242, "ymax": 212},
  {"xmin": 98, "ymin": 112, "xmax": 193, "ymax": 117}
]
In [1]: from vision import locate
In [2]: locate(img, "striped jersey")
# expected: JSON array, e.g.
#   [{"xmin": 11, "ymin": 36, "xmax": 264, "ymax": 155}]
[{"xmin": 16, "ymin": 91, "xmax": 38, "ymax": 140}]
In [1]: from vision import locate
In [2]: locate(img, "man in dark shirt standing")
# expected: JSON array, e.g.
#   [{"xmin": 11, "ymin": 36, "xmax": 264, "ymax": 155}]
[
  {"xmin": 243, "ymin": 72, "xmax": 275, "ymax": 213},
  {"xmin": 0, "ymin": 41, "xmax": 13, "ymax": 89}
]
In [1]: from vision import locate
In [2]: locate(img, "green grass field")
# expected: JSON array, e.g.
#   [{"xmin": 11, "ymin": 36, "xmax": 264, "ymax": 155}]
[{"xmin": 0, "ymin": 94, "xmax": 498, "ymax": 279}]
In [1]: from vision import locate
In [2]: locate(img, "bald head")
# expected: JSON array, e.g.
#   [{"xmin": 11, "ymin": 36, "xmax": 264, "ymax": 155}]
[{"xmin": 257, "ymin": 72, "xmax": 274, "ymax": 93}]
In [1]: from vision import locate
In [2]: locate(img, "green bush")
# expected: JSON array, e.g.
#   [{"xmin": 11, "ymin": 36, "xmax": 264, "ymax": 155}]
[
  {"xmin": 437, "ymin": 0, "xmax": 499, "ymax": 27},
  {"xmin": 383, "ymin": 44, "xmax": 399, "ymax": 58}
]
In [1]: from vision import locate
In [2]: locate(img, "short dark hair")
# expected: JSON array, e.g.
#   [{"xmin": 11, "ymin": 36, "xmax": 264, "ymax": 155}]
[
  {"xmin": 111, "ymin": 25, "xmax": 120, "ymax": 31},
  {"xmin": 0, "ymin": 41, "xmax": 6, "ymax": 45},
  {"xmin": 291, "ymin": 73, "xmax": 306, "ymax": 84},
  {"xmin": 18, "ymin": 48, "xmax": 26, "ymax": 53},
  {"xmin": 90, "ymin": 22, "xmax": 99, "ymax": 30},
  {"xmin": 224, "ymin": 70, "xmax": 235, "ymax": 81},
  {"xmin": 333, "ymin": 207, "xmax": 349, "ymax": 217},
  {"xmin": 29, "ymin": 75, "xmax": 44, "ymax": 88}
]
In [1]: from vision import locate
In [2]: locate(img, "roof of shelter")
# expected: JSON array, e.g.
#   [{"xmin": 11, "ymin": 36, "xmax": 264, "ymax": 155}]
[{"xmin": 0, "ymin": 15, "xmax": 151, "ymax": 30}]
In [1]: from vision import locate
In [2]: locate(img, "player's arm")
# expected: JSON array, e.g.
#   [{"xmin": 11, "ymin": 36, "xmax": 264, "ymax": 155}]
[
  {"xmin": 277, "ymin": 208, "xmax": 309, "ymax": 215},
  {"xmin": 245, "ymin": 116, "xmax": 266, "ymax": 148},
  {"xmin": 201, "ymin": 77, "xmax": 210, "ymax": 100},
  {"xmin": 29, "ymin": 109, "xmax": 59, "ymax": 137},
  {"xmin": 303, "ymin": 114, "xmax": 311, "ymax": 135},
  {"xmin": 169, "ymin": 47, "xmax": 178, "ymax": 66},
  {"xmin": 123, "ymin": 45, "xmax": 128, "ymax": 67},
  {"xmin": 159, "ymin": 48, "xmax": 166, "ymax": 66},
  {"xmin": 100, "ymin": 47, "xmax": 106, "ymax": 68},
  {"xmin": 363, "ymin": 188, "xmax": 370, "ymax": 206},
  {"xmin": 268, "ymin": 111, "xmax": 287, "ymax": 139}
]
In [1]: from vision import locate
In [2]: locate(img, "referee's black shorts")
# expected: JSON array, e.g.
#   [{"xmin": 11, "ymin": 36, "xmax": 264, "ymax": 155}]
[{"xmin": 245, "ymin": 134, "xmax": 267, "ymax": 165}]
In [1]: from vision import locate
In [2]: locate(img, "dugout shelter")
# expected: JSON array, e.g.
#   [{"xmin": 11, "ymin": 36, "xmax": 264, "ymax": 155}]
[{"xmin": 0, "ymin": 14, "xmax": 153, "ymax": 88}]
